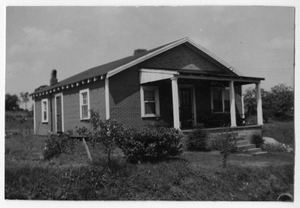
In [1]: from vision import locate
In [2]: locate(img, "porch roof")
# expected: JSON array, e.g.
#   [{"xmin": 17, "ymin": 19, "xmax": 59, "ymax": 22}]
[
  {"xmin": 140, "ymin": 68, "xmax": 264, "ymax": 85},
  {"xmin": 176, "ymin": 69, "xmax": 264, "ymax": 84}
]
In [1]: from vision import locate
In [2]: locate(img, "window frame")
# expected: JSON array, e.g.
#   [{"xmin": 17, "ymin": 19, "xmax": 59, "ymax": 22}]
[
  {"xmin": 41, "ymin": 98, "xmax": 49, "ymax": 123},
  {"xmin": 140, "ymin": 86, "xmax": 160, "ymax": 118},
  {"xmin": 211, "ymin": 87, "xmax": 230, "ymax": 113},
  {"xmin": 79, "ymin": 89, "xmax": 90, "ymax": 120}
]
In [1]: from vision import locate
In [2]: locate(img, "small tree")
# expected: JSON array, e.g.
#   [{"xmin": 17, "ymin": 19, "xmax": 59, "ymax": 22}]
[
  {"xmin": 83, "ymin": 110, "xmax": 125, "ymax": 164},
  {"xmin": 210, "ymin": 128, "xmax": 237, "ymax": 168}
]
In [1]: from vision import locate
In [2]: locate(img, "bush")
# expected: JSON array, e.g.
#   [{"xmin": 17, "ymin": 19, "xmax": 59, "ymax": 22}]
[
  {"xmin": 186, "ymin": 128, "xmax": 210, "ymax": 151},
  {"xmin": 118, "ymin": 127, "xmax": 183, "ymax": 163},
  {"xmin": 43, "ymin": 132, "xmax": 77, "ymax": 161},
  {"xmin": 210, "ymin": 129, "xmax": 237, "ymax": 168},
  {"xmin": 76, "ymin": 110, "xmax": 126, "ymax": 164},
  {"xmin": 251, "ymin": 134, "xmax": 264, "ymax": 148}
]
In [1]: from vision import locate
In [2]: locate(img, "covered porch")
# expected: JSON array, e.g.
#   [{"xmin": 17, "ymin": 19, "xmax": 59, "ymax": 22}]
[{"xmin": 140, "ymin": 68, "xmax": 265, "ymax": 130}]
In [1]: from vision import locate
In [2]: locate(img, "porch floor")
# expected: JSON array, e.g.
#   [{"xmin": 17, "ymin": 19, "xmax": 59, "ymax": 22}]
[{"xmin": 180, "ymin": 124, "xmax": 263, "ymax": 134}]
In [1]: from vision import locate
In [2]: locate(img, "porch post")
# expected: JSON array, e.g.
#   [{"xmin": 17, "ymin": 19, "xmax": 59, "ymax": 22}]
[
  {"xmin": 256, "ymin": 81, "xmax": 263, "ymax": 125},
  {"xmin": 229, "ymin": 81, "xmax": 237, "ymax": 127},
  {"xmin": 171, "ymin": 77, "xmax": 180, "ymax": 129}
]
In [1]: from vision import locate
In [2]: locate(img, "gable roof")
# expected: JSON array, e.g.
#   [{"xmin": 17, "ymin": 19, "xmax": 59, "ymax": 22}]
[{"xmin": 32, "ymin": 37, "xmax": 243, "ymax": 96}]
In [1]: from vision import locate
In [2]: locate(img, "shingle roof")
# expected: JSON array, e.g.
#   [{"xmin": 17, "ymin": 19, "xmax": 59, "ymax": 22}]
[
  {"xmin": 32, "ymin": 37, "xmax": 250, "ymax": 97},
  {"xmin": 32, "ymin": 39, "xmax": 181, "ymax": 95}
]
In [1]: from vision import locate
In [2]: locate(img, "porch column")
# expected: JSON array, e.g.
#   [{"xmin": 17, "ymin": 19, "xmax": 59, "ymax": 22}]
[
  {"xmin": 256, "ymin": 81, "xmax": 263, "ymax": 125},
  {"xmin": 229, "ymin": 81, "xmax": 237, "ymax": 127},
  {"xmin": 171, "ymin": 77, "xmax": 180, "ymax": 129}
]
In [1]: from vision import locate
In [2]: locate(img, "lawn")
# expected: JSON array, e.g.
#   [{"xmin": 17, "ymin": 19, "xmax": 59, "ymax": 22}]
[
  {"xmin": 5, "ymin": 128, "xmax": 295, "ymax": 201},
  {"xmin": 4, "ymin": 113, "xmax": 295, "ymax": 200},
  {"xmin": 263, "ymin": 119, "xmax": 294, "ymax": 148}
]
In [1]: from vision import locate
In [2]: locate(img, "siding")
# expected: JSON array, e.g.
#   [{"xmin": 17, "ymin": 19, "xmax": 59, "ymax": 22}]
[
  {"xmin": 34, "ymin": 96, "xmax": 54, "ymax": 135},
  {"xmin": 63, "ymin": 80, "xmax": 106, "ymax": 132},
  {"xmin": 34, "ymin": 80, "xmax": 105, "ymax": 134}
]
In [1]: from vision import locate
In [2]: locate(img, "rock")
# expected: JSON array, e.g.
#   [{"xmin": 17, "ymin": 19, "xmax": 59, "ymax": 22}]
[
  {"xmin": 286, "ymin": 147, "xmax": 294, "ymax": 153},
  {"xmin": 263, "ymin": 137, "xmax": 280, "ymax": 145}
]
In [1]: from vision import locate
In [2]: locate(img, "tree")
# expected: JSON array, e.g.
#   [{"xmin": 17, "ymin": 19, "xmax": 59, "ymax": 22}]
[
  {"xmin": 270, "ymin": 84, "xmax": 293, "ymax": 119},
  {"xmin": 5, "ymin": 93, "xmax": 20, "ymax": 110},
  {"xmin": 243, "ymin": 87, "xmax": 272, "ymax": 122},
  {"xmin": 20, "ymin": 92, "xmax": 30, "ymax": 110},
  {"xmin": 243, "ymin": 84, "xmax": 294, "ymax": 122}
]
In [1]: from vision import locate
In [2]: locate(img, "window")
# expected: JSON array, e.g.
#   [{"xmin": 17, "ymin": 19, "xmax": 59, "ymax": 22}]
[
  {"xmin": 141, "ymin": 86, "xmax": 160, "ymax": 117},
  {"xmin": 41, "ymin": 98, "xmax": 48, "ymax": 123},
  {"xmin": 79, "ymin": 89, "xmax": 90, "ymax": 119},
  {"xmin": 211, "ymin": 87, "xmax": 230, "ymax": 113}
]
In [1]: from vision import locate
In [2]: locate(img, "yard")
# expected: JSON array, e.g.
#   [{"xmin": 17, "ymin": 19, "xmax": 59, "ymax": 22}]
[{"xmin": 4, "ymin": 114, "xmax": 295, "ymax": 201}]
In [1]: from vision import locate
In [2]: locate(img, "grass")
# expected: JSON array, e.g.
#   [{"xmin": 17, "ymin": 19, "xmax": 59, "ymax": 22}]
[
  {"xmin": 5, "ymin": 154, "xmax": 294, "ymax": 200},
  {"xmin": 263, "ymin": 119, "xmax": 294, "ymax": 147},
  {"xmin": 5, "ymin": 133, "xmax": 295, "ymax": 201},
  {"xmin": 5, "ymin": 113, "xmax": 295, "ymax": 201}
]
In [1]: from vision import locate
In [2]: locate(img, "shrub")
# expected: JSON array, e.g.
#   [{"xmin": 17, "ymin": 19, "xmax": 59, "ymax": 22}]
[
  {"xmin": 43, "ymin": 132, "xmax": 77, "ymax": 161},
  {"xmin": 210, "ymin": 129, "xmax": 237, "ymax": 168},
  {"xmin": 118, "ymin": 127, "xmax": 183, "ymax": 163},
  {"xmin": 78, "ymin": 109, "xmax": 126, "ymax": 163},
  {"xmin": 251, "ymin": 134, "xmax": 264, "ymax": 148},
  {"xmin": 186, "ymin": 128, "xmax": 210, "ymax": 151}
]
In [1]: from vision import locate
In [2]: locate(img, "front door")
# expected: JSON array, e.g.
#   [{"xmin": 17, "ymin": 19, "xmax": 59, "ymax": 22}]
[
  {"xmin": 55, "ymin": 94, "xmax": 63, "ymax": 133},
  {"xmin": 179, "ymin": 87, "xmax": 194, "ymax": 129}
]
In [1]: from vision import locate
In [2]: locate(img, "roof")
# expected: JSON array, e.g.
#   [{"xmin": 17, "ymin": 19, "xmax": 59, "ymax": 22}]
[{"xmin": 32, "ymin": 37, "xmax": 254, "ymax": 97}]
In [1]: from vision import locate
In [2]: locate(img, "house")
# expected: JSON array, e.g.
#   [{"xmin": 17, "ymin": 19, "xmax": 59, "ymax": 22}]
[{"xmin": 31, "ymin": 37, "xmax": 264, "ymax": 138}]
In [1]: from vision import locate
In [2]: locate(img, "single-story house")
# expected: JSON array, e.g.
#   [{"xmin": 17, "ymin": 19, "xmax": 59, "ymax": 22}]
[{"xmin": 31, "ymin": 37, "xmax": 264, "ymax": 137}]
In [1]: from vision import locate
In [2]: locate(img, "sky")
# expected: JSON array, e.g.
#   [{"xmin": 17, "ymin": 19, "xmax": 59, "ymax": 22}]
[{"xmin": 4, "ymin": 6, "xmax": 295, "ymax": 109}]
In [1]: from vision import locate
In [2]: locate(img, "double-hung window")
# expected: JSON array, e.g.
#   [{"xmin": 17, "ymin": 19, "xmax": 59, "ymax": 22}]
[
  {"xmin": 211, "ymin": 87, "xmax": 230, "ymax": 113},
  {"xmin": 41, "ymin": 98, "xmax": 48, "ymax": 123},
  {"xmin": 141, "ymin": 86, "xmax": 160, "ymax": 117},
  {"xmin": 79, "ymin": 89, "xmax": 90, "ymax": 119}
]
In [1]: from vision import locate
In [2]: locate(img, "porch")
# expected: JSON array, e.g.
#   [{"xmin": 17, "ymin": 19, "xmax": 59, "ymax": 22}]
[
  {"xmin": 140, "ymin": 68, "xmax": 265, "ymax": 130},
  {"xmin": 181, "ymin": 124, "xmax": 263, "ymax": 140}
]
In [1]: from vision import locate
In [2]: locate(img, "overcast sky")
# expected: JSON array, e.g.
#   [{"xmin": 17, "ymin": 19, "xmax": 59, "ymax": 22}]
[{"xmin": 5, "ymin": 6, "xmax": 295, "ymax": 108}]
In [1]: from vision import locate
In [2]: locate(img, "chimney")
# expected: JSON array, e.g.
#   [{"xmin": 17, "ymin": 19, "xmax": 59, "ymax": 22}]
[
  {"xmin": 133, "ymin": 49, "xmax": 147, "ymax": 56},
  {"xmin": 50, "ymin": 69, "xmax": 58, "ymax": 86}
]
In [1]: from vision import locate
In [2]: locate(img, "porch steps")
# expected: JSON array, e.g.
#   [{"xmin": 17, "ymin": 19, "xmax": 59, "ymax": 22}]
[{"xmin": 235, "ymin": 138, "xmax": 267, "ymax": 156}]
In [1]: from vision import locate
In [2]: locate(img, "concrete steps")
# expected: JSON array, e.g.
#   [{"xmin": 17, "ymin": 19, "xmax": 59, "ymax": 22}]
[{"xmin": 235, "ymin": 136, "xmax": 267, "ymax": 156}]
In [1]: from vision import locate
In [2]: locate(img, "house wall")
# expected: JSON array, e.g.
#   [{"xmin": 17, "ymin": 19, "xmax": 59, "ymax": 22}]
[
  {"xmin": 109, "ymin": 66, "xmax": 174, "ymax": 128},
  {"xmin": 34, "ymin": 80, "xmax": 106, "ymax": 135},
  {"xmin": 34, "ymin": 97, "xmax": 52, "ymax": 135},
  {"xmin": 63, "ymin": 80, "xmax": 106, "ymax": 132},
  {"xmin": 108, "ymin": 45, "xmax": 244, "ymax": 128},
  {"xmin": 141, "ymin": 44, "xmax": 228, "ymax": 74},
  {"xmin": 109, "ymin": 66, "xmax": 144, "ymax": 127}
]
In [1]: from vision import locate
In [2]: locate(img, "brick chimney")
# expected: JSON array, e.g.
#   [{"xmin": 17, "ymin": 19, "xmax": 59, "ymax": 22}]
[
  {"xmin": 50, "ymin": 69, "xmax": 58, "ymax": 86},
  {"xmin": 134, "ymin": 49, "xmax": 147, "ymax": 56}
]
